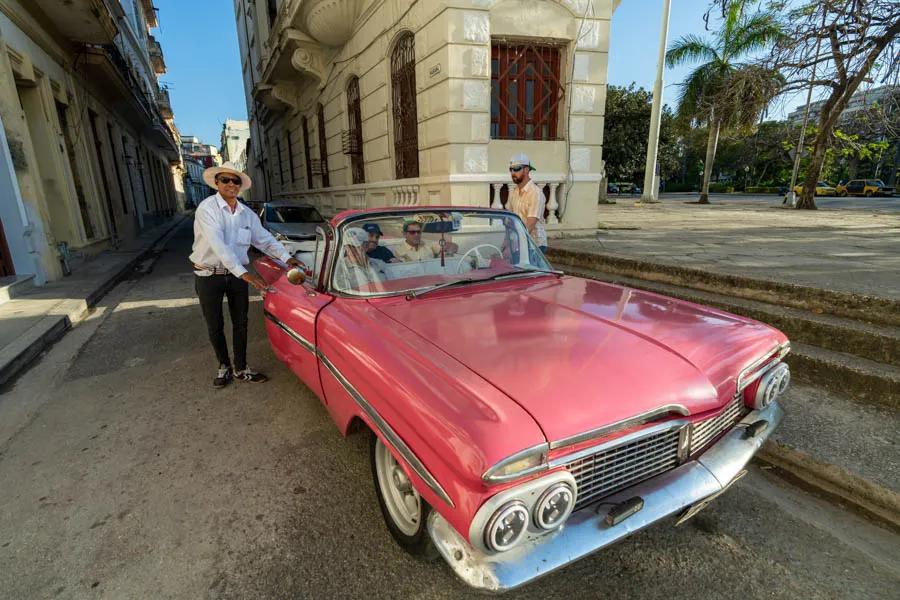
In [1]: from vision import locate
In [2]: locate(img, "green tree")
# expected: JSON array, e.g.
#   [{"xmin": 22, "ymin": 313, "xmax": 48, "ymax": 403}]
[
  {"xmin": 603, "ymin": 84, "xmax": 680, "ymax": 185},
  {"xmin": 666, "ymin": 0, "xmax": 783, "ymax": 203}
]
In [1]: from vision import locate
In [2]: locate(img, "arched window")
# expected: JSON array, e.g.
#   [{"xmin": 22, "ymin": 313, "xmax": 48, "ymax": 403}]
[
  {"xmin": 317, "ymin": 103, "xmax": 330, "ymax": 188},
  {"xmin": 390, "ymin": 32, "xmax": 419, "ymax": 179},
  {"xmin": 346, "ymin": 77, "xmax": 365, "ymax": 184}
]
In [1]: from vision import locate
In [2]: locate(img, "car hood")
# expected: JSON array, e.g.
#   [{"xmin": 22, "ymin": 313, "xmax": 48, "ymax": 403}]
[
  {"xmin": 373, "ymin": 276, "xmax": 786, "ymax": 444},
  {"xmin": 267, "ymin": 222, "xmax": 318, "ymax": 238}
]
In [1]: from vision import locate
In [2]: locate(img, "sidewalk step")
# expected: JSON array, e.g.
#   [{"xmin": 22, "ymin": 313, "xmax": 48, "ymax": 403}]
[
  {"xmin": 787, "ymin": 343, "xmax": 899, "ymax": 410},
  {"xmin": 556, "ymin": 264, "xmax": 899, "ymax": 409},
  {"xmin": 757, "ymin": 383, "xmax": 900, "ymax": 530},
  {"xmin": 547, "ymin": 247, "xmax": 900, "ymax": 327},
  {"xmin": 0, "ymin": 275, "xmax": 35, "ymax": 305},
  {"xmin": 552, "ymin": 264, "xmax": 899, "ymax": 367}
]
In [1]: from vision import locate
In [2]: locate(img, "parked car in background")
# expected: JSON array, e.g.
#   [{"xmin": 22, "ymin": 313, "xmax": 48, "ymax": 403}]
[
  {"xmin": 836, "ymin": 179, "xmax": 895, "ymax": 197},
  {"xmin": 606, "ymin": 182, "xmax": 619, "ymax": 194},
  {"xmin": 792, "ymin": 181, "xmax": 836, "ymax": 196},
  {"xmin": 259, "ymin": 202, "xmax": 326, "ymax": 256},
  {"xmin": 254, "ymin": 206, "xmax": 791, "ymax": 592}
]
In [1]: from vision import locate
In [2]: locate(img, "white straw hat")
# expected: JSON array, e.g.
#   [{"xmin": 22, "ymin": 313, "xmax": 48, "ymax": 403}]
[{"xmin": 202, "ymin": 161, "xmax": 252, "ymax": 191}]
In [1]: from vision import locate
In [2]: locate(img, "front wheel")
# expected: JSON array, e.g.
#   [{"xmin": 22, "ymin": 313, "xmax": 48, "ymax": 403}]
[{"xmin": 371, "ymin": 434, "xmax": 437, "ymax": 558}]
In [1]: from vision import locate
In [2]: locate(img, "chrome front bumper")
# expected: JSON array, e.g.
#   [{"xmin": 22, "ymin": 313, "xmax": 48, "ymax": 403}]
[{"xmin": 427, "ymin": 401, "xmax": 784, "ymax": 592}]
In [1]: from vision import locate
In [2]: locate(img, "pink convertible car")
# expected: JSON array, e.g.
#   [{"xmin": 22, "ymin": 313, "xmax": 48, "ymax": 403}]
[{"xmin": 255, "ymin": 207, "xmax": 790, "ymax": 592}]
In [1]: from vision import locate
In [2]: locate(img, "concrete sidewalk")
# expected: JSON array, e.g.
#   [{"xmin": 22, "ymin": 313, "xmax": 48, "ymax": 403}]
[
  {"xmin": 0, "ymin": 214, "xmax": 189, "ymax": 387},
  {"xmin": 560, "ymin": 201, "xmax": 900, "ymax": 301}
]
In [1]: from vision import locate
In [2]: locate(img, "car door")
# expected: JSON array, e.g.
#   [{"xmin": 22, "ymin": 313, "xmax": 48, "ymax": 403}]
[
  {"xmin": 257, "ymin": 227, "xmax": 334, "ymax": 401},
  {"xmin": 848, "ymin": 180, "xmax": 864, "ymax": 194}
]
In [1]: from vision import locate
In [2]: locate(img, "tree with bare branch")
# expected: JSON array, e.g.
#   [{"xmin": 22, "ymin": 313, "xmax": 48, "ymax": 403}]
[{"xmin": 765, "ymin": 0, "xmax": 900, "ymax": 209}]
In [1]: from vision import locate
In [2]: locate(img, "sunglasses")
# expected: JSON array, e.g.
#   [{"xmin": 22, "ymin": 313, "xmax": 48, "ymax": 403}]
[
  {"xmin": 217, "ymin": 176, "xmax": 242, "ymax": 185},
  {"xmin": 509, "ymin": 165, "xmax": 526, "ymax": 173}
]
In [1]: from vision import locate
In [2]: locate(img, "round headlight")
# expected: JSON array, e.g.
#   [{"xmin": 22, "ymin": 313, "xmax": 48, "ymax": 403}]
[
  {"xmin": 485, "ymin": 501, "xmax": 529, "ymax": 552},
  {"xmin": 754, "ymin": 363, "xmax": 790, "ymax": 409},
  {"xmin": 534, "ymin": 483, "xmax": 575, "ymax": 530}
]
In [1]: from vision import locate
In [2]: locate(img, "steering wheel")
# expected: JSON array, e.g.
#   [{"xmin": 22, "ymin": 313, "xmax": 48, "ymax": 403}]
[{"xmin": 456, "ymin": 244, "xmax": 503, "ymax": 274}]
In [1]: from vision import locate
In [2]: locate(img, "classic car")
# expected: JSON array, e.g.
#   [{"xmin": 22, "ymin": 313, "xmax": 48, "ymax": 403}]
[
  {"xmin": 254, "ymin": 207, "xmax": 790, "ymax": 592},
  {"xmin": 835, "ymin": 179, "xmax": 895, "ymax": 197},
  {"xmin": 259, "ymin": 202, "xmax": 326, "ymax": 255},
  {"xmin": 793, "ymin": 181, "xmax": 836, "ymax": 196}
]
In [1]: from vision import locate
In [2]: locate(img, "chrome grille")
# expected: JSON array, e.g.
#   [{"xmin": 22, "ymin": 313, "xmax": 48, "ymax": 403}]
[
  {"xmin": 565, "ymin": 427, "xmax": 681, "ymax": 511},
  {"xmin": 689, "ymin": 396, "xmax": 747, "ymax": 455}
]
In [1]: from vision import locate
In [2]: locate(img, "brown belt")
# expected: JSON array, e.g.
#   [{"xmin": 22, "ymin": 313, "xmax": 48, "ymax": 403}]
[{"xmin": 192, "ymin": 263, "xmax": 230, "ymax": 275}]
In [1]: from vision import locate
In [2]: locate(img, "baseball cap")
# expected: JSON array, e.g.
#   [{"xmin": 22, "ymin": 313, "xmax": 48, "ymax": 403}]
[
  {"xmin": 361, "ymin": 223, "xmax": 382, "ymax": 236},
  {"xmin": 509, "ymin": 152, "xmax": 535, "ymax": 170}
]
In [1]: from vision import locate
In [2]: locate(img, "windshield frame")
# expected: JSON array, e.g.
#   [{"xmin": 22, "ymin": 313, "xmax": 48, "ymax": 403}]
[{"xmin": 325, "ymin": 208, "xmax": 554, "ymax": 299}]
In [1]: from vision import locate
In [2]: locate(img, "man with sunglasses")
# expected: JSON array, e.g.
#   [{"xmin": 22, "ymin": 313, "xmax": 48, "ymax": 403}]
[
  {"xmin": 190, "ymin": 162, "xmax": 301, "ymax": 388},
  {"xmin": 507, "ymin": 153, "xmax": 548, "ymax": 253},
  {"xmin": 394, "ymin": 220, "xmax": 458, "ymax": 262}
]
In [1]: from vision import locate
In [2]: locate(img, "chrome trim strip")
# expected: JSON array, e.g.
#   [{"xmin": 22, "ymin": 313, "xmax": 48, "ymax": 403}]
[
  {"xmin": 482, "ymin": 442, "xmax": 550, "ymax": 484},
  {"xmin": 263, "ymin": 310, "xmax": 316, "ymax": 354},
  {"xmin": 316, "ymin": 350, "xmax": 455, "ymax": 509},
  {"xmin": 548, "ymin": 404, "xmax": 690, "ymax": 451},
  {"xmin": 736, "ymin": 341, "xmax": 791, "ymax": 391},
  {"xmin": 548, "ymin": 420, "xmax": 689, "ymax": 469}
]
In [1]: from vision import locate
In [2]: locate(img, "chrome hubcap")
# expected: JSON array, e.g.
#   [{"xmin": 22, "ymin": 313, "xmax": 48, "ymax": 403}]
[{"xmin": 376, "ymin": 439, "xmax": 421, "ymax": 536}]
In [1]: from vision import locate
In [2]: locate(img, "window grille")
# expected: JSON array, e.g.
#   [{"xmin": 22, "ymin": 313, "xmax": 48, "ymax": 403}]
[
  {"xmin": 317, "ymin": 103, "xmax": 330, "ymax": 188},
  {"xmin": 391, "ymin": 32, "xmax": 419, "ymax": 179},
  {"xmin": 346, "ymin": 76, "xmax": 365, "ymax": 184},
  {"xmin": 302, "ymin": 116, "xmax": 314, "ymax": 189},
  {"xmin": 491, "ymin": 40, "xmax": 564, "ymax": 140}
]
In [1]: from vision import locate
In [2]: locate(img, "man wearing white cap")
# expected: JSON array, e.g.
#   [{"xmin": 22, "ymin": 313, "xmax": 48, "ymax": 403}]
[
  {"xmin": 507, "ymin": 153, "xmax": 548, "ymax": 252},
  {"xmin": 334, "ymin": 227, "xmax": 383, "ymax": 292},
  {"xmin": 190, "ymin": 161, "xmax": 301, "ymax": 388}
]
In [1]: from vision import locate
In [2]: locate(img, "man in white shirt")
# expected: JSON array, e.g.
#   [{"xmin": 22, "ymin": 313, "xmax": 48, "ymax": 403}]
[
  {"xmin": 190, "ymin": 162, "xmax": 301, "ymax": 388},
  {"xmin": 506, "ymin": 153, "xmax": 548, "ymax": 252}
]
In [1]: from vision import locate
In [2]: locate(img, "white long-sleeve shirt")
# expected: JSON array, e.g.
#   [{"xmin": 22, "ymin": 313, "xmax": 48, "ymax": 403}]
[{"xmin": 189, "ymin": 193, "xmax": 292, "ymax": 278}]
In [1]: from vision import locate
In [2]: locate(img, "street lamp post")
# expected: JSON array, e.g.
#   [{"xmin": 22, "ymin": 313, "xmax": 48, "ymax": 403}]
[{"xmin": 641, "ymin": 0, "xmax": 672, "ymax": 204}]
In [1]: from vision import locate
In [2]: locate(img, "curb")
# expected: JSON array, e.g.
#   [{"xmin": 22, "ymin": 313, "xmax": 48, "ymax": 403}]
[
  {"xmin": 758, "ymin": 441, "xmax": 900, "ymax": 532},
  {"xmin": 0, "ymin": 214, "xmax": 189, "ymax": 389},
  {"xmin": 547, "ymin": 248, "xmax": 900, "ymax": 327}
]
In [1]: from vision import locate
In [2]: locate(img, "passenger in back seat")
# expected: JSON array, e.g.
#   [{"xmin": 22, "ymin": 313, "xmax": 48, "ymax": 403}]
[{"xmin": 362, "ymin": 223, "xmax": 399, "ymax": 263}]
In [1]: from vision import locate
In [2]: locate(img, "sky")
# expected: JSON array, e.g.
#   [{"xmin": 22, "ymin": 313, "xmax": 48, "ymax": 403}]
[
  {"xmin": 153, "ymin": 0, "xmax": 805, "ymax": 147},
  {"xmin": 153, "ymin": 0, "xmax": 247, "ymax": 145}
]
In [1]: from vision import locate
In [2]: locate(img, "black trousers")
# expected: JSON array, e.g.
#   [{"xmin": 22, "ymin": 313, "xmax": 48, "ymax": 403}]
[{"xmin": 195, "ymin": 273, "xmax": 249, "ymax": 370}]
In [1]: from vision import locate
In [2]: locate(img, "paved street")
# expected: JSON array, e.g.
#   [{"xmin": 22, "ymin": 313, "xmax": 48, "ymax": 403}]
[{"xmin": 1, "ymin": 220, "xmax": 898, "ymax": 599}]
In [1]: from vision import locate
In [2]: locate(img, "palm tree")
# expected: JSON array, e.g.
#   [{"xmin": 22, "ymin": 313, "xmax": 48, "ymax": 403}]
[{"xmin": 666, "ymin": 0, "xmax": 784, "ymax": 203}]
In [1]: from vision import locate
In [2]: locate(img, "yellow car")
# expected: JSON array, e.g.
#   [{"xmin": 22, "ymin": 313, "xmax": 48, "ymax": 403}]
[
  {"xmin": 793, "ymin": 181, "xmax": 836, "ymax": 196},
  {"xmin": 835, "ymin": 179, "xmax": 896, "ymax": 197}
]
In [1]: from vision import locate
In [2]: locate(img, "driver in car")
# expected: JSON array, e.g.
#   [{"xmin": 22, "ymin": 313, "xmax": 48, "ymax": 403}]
[
  {"xmin": 394, "ymin": 219, "xmax": 458, "ymax": 262},
  {"xmin": 334, "ymin": 227, "xmax": 383, "ymax": 292}
]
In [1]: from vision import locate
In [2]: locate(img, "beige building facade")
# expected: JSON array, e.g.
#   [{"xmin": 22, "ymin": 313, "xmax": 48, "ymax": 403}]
[
  {"xmin": 235, "ymin": 0, "xmax": 617, "ymax": 232},
  {"xmin": 0, "ymin": 0, "xmax": 180, "ymax": 284}
]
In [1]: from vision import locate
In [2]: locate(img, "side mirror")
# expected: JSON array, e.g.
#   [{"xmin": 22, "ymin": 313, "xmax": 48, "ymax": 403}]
[{"xmin": 286, "ymin": 267, "xmax": 306, "ymax": 285}]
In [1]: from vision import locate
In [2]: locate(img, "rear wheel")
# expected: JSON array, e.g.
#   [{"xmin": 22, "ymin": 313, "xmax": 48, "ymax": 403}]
[{"xmin": 371, "ymin": 434, "xmax": 437, "ymax": 558}]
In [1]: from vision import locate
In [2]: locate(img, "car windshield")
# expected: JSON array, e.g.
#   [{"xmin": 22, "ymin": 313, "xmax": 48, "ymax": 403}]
[
  {"xmin": 869, "ymin": 180, "xmax": 885, "ymax": 186},
  {"xmin": 267, "ymin": 206, "xmax": 324, "ymax": 223},
  {"xmin": 332, "ymin": 210, "xmax": 554, "ymax": 297}
]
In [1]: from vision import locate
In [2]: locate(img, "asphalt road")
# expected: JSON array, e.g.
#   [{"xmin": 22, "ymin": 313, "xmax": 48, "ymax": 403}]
[
  {"xmin": 0, "ymin": 220, "xmax": 897, "ymax": 599},
  {"xmin": 608, "ymin": 192, "xmax": 900, "ymax": 212}
]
